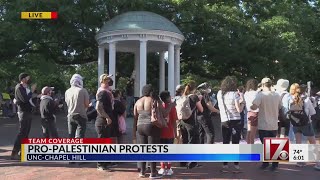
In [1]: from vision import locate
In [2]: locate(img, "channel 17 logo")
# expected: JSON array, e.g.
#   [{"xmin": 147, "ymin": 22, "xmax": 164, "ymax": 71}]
[{"xmin": 264, "ymin": 138, "xmax": 289, "ymax": 162}]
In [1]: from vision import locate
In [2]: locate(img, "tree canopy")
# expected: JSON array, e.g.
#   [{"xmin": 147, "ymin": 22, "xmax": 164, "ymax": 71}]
[{"xmin": 1, "ymin": 0, "xmax": 320, "ymax": 92}]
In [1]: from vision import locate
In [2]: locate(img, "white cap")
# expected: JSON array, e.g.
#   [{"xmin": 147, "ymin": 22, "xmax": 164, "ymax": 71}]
[
  {"xmin": 99, "ymin": 74, "xmax": 113, "ymax": 83},
  {"xmin": 276, "ymin": 79, "xmax": 289, "ymax": 91}
]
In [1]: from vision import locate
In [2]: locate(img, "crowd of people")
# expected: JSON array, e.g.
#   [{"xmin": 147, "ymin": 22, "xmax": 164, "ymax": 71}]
[
  {"xmin": 4, "ymin": 72, "xmax": 320, "ymax": 179},
  {"xmin": 133, "ymin": 76, "xmax": 320, "ymax": 177}
]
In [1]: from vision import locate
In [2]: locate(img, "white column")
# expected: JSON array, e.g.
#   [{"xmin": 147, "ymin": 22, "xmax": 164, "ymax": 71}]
[
  {"xmin": 139, "ymin": 40, "xmax": 147, "ymax": 96},
  {"xmin": 98, "ymin": 46, "xmax": 105, "ymax": 87},
  {"xmin": 159, "ymin": 52, "xmax": 165, "ymax": 92},
  {"xmin": 168, "ymin": 43, "xmax": 175, "ymax": 96},
  {"xmin": 174, "ymin": 46, "xmax": 181, "ymax": 88},
  {"xmin": 134, "ymin": 51, "xmax": 140, "ymax": 97},
  {"xmin": 109, "ymin": 42, "xmax": 116, "ymax": 89}
]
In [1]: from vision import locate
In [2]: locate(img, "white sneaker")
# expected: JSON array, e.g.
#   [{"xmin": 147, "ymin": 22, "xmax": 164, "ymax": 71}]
[
  {"xmin": 220, "ymin": 165, "xmax": 229, "ymax": 173},
  {"xmin": 315, "ymin": 162, "xmax": 320, "ymax": 171},
  {"xmin": 166, "ymin": 168, "xmax": 174, "ymax": 176},
  {"xmin": 158, "ymin": 168, "xmax": 166, "ymax": 175},
  {"xmin": 233, "ymin": 165, "xmax": 242, "ymax": 173}
]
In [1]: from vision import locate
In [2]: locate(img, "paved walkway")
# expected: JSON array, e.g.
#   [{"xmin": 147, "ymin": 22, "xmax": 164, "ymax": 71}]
[{"xmin": 0, "ymin": 113, "xmax": 319, "ymax": 180}]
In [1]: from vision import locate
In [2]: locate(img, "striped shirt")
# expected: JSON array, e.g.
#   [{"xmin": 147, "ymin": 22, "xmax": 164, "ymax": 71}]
[{"xmin": 217, "ymin": 90, "xmax": 241, "ymax": 122}]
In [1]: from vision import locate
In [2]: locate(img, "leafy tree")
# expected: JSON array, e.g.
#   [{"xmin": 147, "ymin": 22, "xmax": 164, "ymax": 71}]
[{"xmin": 1, "ymin": 0, "xmax": 320, "ymax": 93}]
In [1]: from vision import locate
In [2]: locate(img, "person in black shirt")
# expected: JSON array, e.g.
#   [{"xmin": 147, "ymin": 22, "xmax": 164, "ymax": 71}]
[
  {"xmin": 40, "ymin": 86, "xmax": 58, "ymax": 138},
  {"xmin": 11, "ymin": 73, "xmax": 36, "ymax": 160},
  {"xmin": 95, "ymin": 74, "xmax": 114, "ymax": 171},
  {"xmin": 197, "ymin": 83, "xmax": 219, "ymax": 144}
]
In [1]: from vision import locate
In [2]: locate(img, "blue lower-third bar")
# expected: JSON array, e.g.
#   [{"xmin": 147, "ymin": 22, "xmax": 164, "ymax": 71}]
[{"xmin": 25, "ymin": 154, "xmax": 261, "ymax": 162}]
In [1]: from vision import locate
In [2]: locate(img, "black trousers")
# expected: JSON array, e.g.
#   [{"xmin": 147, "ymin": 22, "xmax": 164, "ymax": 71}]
[
  {"xmin": 259, "ymin": 130, "xmax": 279, "ymax": 168},
  {"xmin": 95, "ymin": 124, "xmax": 111, "ymax": 167},
  {"xmin": 12, "ymin": 112, "xmax": 32, "ymax": 154},
  {"xmin": 278, "ymin": 121, "xmax": 290, "ymax": 137},
  {"xmin": 221, "ymin": 120, "xmax": 242, "ymax": 165},
  {"xmin": 180, "ymin": 121, "xmax": 199, "ymax": 144},
  {"xmin": 198, "ymin": 115, "xmax": 214, "ymax": 144},
  {"xmin": 137, "ymin": 124, "xmax": 161, "ymax": 175},
  {"xmin": 41, "ymin": 119, "xmax": 58, "ymax": 138},
  {"xmin": 180, "ymin": 121, "xmax": 199, "ymax": 167}
]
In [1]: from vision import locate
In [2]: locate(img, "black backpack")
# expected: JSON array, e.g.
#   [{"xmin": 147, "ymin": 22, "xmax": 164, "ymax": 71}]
[{"xmin": 287, "ymin": 100, "xmax": 309, "ymax": 127}]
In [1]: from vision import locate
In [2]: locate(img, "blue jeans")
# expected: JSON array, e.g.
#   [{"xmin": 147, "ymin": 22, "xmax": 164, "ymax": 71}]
[{"xmin": 289, "ymin": 123, "xmax": 308, "ymax": 143}]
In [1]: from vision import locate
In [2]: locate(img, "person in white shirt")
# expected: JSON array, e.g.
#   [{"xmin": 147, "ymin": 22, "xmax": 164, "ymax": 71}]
[
  {"xmin": 244, "ymin": 79, "xmax": 259, "ymax": 144},
  {"xmin": 217, "ymin": 76, "xmax": 245, "ymax": 172}
]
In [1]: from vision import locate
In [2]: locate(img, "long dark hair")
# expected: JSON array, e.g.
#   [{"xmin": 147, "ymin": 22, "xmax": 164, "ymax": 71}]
[
  {"xmin": 221, "ymin": 76, "xmax": 238, "ymax": 95},
  {"xmin": 245, "ymin": 79, "xmax": 258, "ymax": 92},
  {"xmin": 160, "ymin": 91, "xmax": 171, "ymax": 103},
  {"xmin": 183, "ymin": 81, "xmax": 197, "ymax": 96}
]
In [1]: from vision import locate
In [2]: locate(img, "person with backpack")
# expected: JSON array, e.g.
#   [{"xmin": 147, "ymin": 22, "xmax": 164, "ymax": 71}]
[
  {"xmin": 251, "ymin": 78, "xmax": 282, "ymax": 172},
  {"xmin": 158, "ymin": 91, "xmax": 177, "ymax": 176},
  {"xmin": 244, "ymin": 79, "xmax": 259, "ymax": 144},
  {"xmin": 133, "ymin": 84, "xmax": 174, "ymax": 178},
  {"xmin": 176, "ymin": 80, "xmax": 203, "ymax": 169},
  {"xmin": 286, "ymin": 83, "xmax": 317, "ymax": 167},
  {"xmin": 217, "ymin": 76, "xmax": 245, "ymax": 173},
  {"xmin": 275, "ymin": 79, "xmax": 290, "ymax": 138},
  {"xmin": 197, "ymin": 82, "xmax": 219, "ymax": 144}
]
